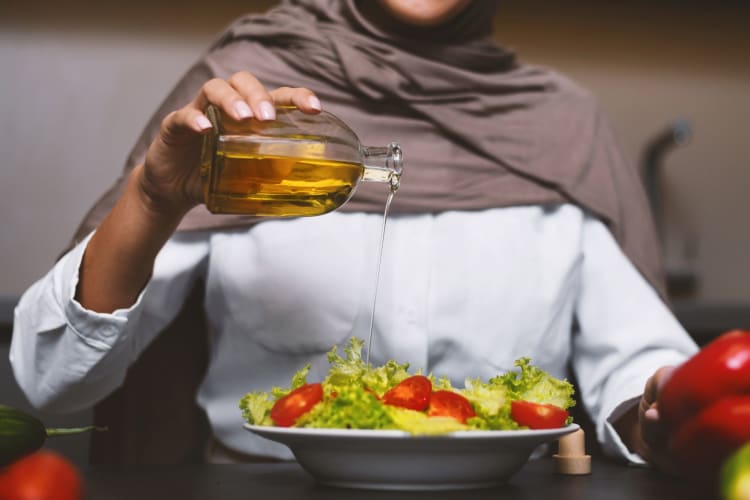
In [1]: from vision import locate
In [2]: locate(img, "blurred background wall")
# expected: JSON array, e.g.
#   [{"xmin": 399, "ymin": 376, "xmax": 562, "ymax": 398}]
[{"xmin": 0, "ymin": 0, "xmax": 748, "ymax": 464}]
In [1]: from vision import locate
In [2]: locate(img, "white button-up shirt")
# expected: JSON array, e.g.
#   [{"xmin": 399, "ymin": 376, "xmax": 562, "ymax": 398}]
[{"xmin": 10, "ymin": 204, "xmax": 698, "ymax": 461}]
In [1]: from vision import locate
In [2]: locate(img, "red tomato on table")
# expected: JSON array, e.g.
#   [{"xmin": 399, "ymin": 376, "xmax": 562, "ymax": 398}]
[
  {"xmin": 511, "ymin": 400, "xmax": 569, "ymax": 429},
  {"xmin": 0, "ymin": 450, "xmax": 82, "ymax": 500},
  {"xmin": 270, "ymin": 383, "xmax": 323, "ymax": 427},
  {"xmin": 382, "ymin": 375, "xmax": 432, "ymax": 411},
  {"xmin": 427, "ymin": 390, "xmax": 477, "ymax": 423}
]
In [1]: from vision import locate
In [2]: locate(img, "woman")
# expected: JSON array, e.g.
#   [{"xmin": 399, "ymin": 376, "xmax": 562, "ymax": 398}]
[{"xmin": 10, "ymin": 0, "xmax": 697, "ymax": 469}]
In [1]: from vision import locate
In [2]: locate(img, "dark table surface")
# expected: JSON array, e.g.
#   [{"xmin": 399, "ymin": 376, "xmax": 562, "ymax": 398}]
[{"xmin": 81, "ymin": 457, "xmax": 720, "ymax": 500}]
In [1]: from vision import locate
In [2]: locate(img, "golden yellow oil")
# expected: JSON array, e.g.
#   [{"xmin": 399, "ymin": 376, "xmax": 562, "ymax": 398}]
[{"xmin": 204, "ymin": 149, "xmax": 365, "ymax": 217}]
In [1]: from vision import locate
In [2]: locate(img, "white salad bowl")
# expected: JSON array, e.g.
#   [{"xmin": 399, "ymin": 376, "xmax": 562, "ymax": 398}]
[{"xmin": 245, "ymin": 423, "xmax": 579, "ymax": 490}]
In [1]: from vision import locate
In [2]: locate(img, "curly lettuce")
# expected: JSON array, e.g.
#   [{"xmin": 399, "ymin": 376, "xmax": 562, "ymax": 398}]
[
  {"xmin": 239, "ymin": 337, "xmax": 576, "ymax": 433},
  {"xmin": 323, "ymin": 337, "xmax": 411, "ymax": 395},
  {"xmin": 492, "ymin": 357, "xmax": 575, "ymax": 410}
]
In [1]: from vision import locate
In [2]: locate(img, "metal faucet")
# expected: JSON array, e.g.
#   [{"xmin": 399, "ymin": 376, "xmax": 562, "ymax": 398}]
[{"xmin": 640, "ymin": 119, "xmax": 698, "ymax": 298}]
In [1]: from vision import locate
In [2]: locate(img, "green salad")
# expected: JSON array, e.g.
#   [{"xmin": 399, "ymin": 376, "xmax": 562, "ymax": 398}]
[{"xmin": 240, "ymin": 337, "xmax": 575, "ymax": 434}]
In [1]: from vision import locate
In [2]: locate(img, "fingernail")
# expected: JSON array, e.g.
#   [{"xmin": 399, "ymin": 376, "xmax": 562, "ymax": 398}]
[
  {"xmin": 644, "ymin": 408, "xmax": 659, "ymax": 421},
  {"xmin": 308, "ymin": 96, "xmax": 321, "ymax": 111},
  {"xmin": 195, "ymin": 115, "xmax": 212, "ymax": 130},
  {"xmin": 259, "ymin": 101, "xmax": 276, "ymax": 121},
  {"xmin": 234, "ymin": 101, "xmax": 252, "ymax": 119}
]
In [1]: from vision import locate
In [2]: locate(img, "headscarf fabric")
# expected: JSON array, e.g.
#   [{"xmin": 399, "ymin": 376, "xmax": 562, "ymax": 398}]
[{"xmin": 73, "ymin": 0, "xmax": 665, "ymax": 297}]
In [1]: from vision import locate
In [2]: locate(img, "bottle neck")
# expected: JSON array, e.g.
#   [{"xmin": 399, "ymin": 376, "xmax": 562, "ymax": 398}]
[{"xmin": 361, "ymin": 142, "xmax": 403, "ymax": 192}]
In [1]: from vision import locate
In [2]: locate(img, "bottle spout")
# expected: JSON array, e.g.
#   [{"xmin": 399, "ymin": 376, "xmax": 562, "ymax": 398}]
[{"xmin": 362, "ymin": 142, "xmax": 403, "ymax": 192}]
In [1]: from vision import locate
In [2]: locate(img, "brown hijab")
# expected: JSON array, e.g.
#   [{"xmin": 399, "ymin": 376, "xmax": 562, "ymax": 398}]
[{"xmin": 73, "ymin": 0, "xmax": 666, "ymax": 297}]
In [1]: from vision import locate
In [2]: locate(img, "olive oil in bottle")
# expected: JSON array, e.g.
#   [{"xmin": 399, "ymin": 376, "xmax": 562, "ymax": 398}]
[
  {"xmin": 204, "ymin": 140, "xmax": 365, "ymax": 217},
  {"xmin": 200, "ymin": 105, "xmax": 402, "ymax": 218}
]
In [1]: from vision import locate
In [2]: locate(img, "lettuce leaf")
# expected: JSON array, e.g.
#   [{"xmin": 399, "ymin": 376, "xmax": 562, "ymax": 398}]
[
  {"xmin": 491, "ymin": 357, "xmax": 575, "ymax": 410},
  {"xmin": 239, "ymin": 391, "xmax": 274, "ymax": 426},
  {"xmin": 239, "ymin": 337, "xmax": 576, "ymax": 433},
  {"xmin": 323, "ymin": 337, "xmax": 410, "ymax": 396},
  {"xmin": 459, "ymin": 378, "xmax": 518, "ymax": 430},
  {"xmin": 297, "ymin": 385, "xmax": 394, "ymax": 429}
]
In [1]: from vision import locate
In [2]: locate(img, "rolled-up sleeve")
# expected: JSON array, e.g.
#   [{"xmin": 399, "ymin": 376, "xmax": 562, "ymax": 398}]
[
  {"xmin": 572, "ymin": 216, "xmax": 699, "ymax": 463},
  {"xmin": 9, "ymin": 231, "xmax": 210, "ymax": 413}
]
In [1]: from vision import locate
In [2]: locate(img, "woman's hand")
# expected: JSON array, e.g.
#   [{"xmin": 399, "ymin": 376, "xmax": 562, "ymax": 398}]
[
  {"xmin": 139, "ymin": 71, "xmax": 322, "ymax": 217},
  {"xmin": 638, "ymin": 366, "xmax": 678, "ymax": 472},
  {"xmin": 77, "ymin": 72, "xmax": 320, "ymax": 313},
  {"xmin": 612, "ymin": 366, "xmax": 678, "ymax": 474}
]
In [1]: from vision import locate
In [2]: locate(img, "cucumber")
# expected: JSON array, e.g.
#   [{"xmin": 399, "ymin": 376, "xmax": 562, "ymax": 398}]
[
  {"xmin": 0, "ymin": 404, "xmax": 106, "ymax": 466},
  {"xmin": 0, "ymin": 404, "xmax": 47, "ymax": 466}
]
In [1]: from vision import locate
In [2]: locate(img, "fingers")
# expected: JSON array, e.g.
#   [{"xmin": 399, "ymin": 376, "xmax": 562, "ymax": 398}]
[
  {"xmin": 640, "ymin": 365, "xmax": 676, "ymax": 426},
  {"xmin": 189, "ymin": 72, "xmax": 321, "ymax": 125},
  {"xmin": 641, "ymin": 365, "xmax": 677, "ymax": 431},
  {"xmin": 641, "ymin": 401, "xmax": 668, "ymax": 447},
  {"xmin": 639, "ymin": 366, "xmax": 679, "ymax": 471},
  {"xmin": 193, "ymin": 75, "xmax": 263, "ymax": 121},
  {"xmin": 270, "ymin": 86, "xmax": 322, "ymax": 113},
  {"xmin": 158, "ymin": 109, "xmax": 213, "ymax": 147},
  {"xmin": 228, "ymin": 72, "xmax": 275, "ymax": 120}
]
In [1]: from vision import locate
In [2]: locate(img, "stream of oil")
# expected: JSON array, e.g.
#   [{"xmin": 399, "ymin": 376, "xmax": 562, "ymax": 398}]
[{"xmin": 365, "ymin": 188, "xmax": 397, "ymax": 368}]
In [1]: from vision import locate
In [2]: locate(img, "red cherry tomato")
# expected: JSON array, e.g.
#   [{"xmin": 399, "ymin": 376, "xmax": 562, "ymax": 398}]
[
  {"xmin": 270, "ymin": 383, "xmax": 323, "ymax": 427},
  {"xmin": 427, "ymin": 390, "xmax": 477, "ymax": 424},
  {"xmin": 0, "ymin": 450, "xmax": 83, "ymax": 500},
  {"xmin": 382, "ymin": 375, "xmax": 432, "ymax": 411},
  {"xmin": 511, "ymin": 400, "xmax": 569, "ymax": 429}
]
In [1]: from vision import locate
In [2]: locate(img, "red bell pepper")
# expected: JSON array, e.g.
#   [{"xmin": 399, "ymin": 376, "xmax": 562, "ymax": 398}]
[
  {"xmin": 659, "ymin": 330, "xmax": 750, "ymax": 428},
  {"xmin": 657, "ymin": 330, "xmax": 750, "ymax": 482},
  {"xmin": 670, "ymin": 395, "xmax": 750, "ymax": 477}
]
